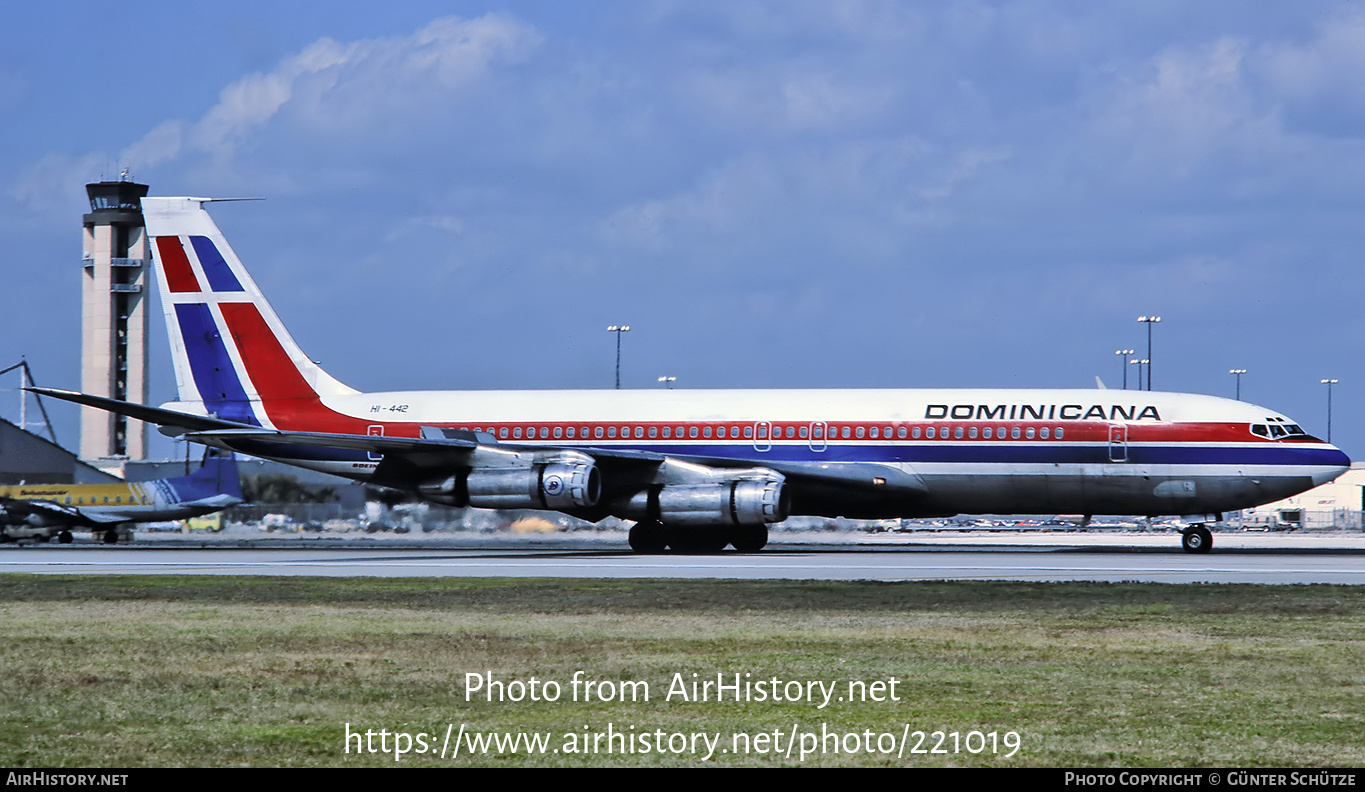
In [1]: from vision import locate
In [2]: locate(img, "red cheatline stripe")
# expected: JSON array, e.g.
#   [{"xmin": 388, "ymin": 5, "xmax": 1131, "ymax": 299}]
[{"xmin": 154, "ymin": 237, "xmax": 201, "ymax": 293}]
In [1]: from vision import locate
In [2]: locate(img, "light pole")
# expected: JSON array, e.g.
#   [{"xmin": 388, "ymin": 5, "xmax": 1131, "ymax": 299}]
[
  {"xmin": 1116, "ymin": 349, "xmax": 1134, "ymax": 389},
  {"xmin": 1229, "ymin": 369, "xmax": 1246, "ymax": 401},
  {"xmin": 657, "ymin": 376, "xmax": 676, "ymax": 389},
  {"xmin": 607, "ymin": 325, "xmax": 630, "ymax": 389},
  {"xmin": 1321, "ymin": 378, "xmax": 1339, "ymax": 442},
  {"xmin": 1132, "ymin": 358, "xmax": 1149, "ymax": 391},
  {"xmin": 1137, "ymin": 316, "xmax": 1161, "ymax": 391}
]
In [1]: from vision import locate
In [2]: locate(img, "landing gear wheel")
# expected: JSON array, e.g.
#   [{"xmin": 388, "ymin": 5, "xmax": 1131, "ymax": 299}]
[
  {"xmin": 729, "ymin": 525, "xmax": 768, "ymax": 552},
  {"xmin": 628, "ymin": 521, "xmax": 669, "ymax": 554},
  {"xmin": 1181, "ymin": 524, "xmax": 1212, "ymax": 554},
  {"xmin": 103, "ymin": 529, "xmax": 119, "ymax": 545},
  {"xmin": 668, "ymin": 527, "xmax": 729, "ymax": 554},
  {"xmin": 58, "ymin": 531, "xmax": 73, "ymax": 544}
]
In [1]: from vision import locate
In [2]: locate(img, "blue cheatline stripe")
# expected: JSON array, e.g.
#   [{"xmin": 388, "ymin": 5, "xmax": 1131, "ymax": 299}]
[
  {"xmin": 228, "ymin": 436, "xmax": 1347, "ymax": 470},
  {"xmin": 189, "ymin": 236, "xmax": 244, "ymax": 292},
  {"xmin": 449, "ymin": 442, "xmax": 1345, "ymax": 468},
  {"xmin": 174, "ymin": 303, "xmax": 260, "ymax": 426}
]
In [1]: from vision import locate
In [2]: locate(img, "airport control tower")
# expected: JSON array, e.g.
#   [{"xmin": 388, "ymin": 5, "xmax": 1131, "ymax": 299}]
[{"xmin": 80, "ymin": 175, "xmax": 150, "ymax": 467}]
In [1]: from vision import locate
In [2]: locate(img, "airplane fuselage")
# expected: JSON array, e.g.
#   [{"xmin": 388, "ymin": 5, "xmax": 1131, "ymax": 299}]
[{"xmin": 171, "ymin": 386, "xmax": 1347, "ymax": 521}]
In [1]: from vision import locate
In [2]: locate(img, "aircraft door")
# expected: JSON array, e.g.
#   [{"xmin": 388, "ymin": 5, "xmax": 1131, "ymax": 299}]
[
  {"xmin": 809, "ymin": 421, "xmax": 827, "ymax": 452},
  {"xmin": 368, "ymin": 425, "xmax": 384, "ymax": 461},
  {"xmin": 1108, "ymin": 424, "xmax": 1128, "ymax": 463},
  {"xmin": 753, "ymin": 421, "xmax": 772, "ymax": 452}
]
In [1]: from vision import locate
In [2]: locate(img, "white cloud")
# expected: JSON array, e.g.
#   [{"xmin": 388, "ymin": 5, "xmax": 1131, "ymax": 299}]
[
  {"xmin": 918, "ymin": 146, "xmax": 1013, "ymax": 201},
  {"xmin": 16, "ymin": 13, "xmax": 542, "ymax": 209},
  {"xmin": 684, "ymin": 68, "xmax": 897, "ymax": 134}
]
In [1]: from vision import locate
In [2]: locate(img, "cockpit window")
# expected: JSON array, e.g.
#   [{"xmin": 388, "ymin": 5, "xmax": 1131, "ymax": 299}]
[{"xmin": 1252, "ymin": 422, "xmax": 1308, "ymax": 439}]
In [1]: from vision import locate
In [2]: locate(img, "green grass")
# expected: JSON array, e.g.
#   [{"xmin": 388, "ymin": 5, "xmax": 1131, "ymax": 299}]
[{"xmin": 0, "ymin": 576, "xmax": 1361, "ymax": 767}]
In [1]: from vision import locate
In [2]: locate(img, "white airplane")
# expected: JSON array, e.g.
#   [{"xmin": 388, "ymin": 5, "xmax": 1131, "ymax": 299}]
[
  {"xmin": 0, "ymin": 451, "xmax": 242, "ymax": 544},
  {"xmin": 34, "ymin": 197, "xmax": 1350, "ymax": 554}
]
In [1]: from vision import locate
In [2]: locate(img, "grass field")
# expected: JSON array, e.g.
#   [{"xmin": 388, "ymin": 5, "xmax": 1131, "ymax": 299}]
[{"xmin": 0, "ymin": 575, "xmax": 1362, "ymax": 767}]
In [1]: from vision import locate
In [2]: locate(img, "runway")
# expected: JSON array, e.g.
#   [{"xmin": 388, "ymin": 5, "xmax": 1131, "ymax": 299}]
[{"xmin": 3, "ymin": 540, "xmax": 1364, "ymax": 583}]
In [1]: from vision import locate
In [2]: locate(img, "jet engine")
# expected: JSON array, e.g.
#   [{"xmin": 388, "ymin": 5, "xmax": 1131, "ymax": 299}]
[
  {"xmin": 418, "ymin": 452, "xmax": 601, "ymax": 511},
  {"xmin": 618, "ymin": 477, "xmax": 789, "ymax": 526}
]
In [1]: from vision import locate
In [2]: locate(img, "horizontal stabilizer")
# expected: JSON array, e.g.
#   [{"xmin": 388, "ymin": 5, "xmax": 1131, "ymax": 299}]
[{"xmin": 27, "ymin": 388, "xmax": 248, "ymax": 434}]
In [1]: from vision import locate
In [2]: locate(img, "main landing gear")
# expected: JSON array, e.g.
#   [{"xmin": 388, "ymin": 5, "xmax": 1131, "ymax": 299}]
[
  {"xmin": 627, "ymin": 521, "xmax": 769, "ymax": 554},
  {"xmin": 1181, "ymin": 523, "xmax": 1213, "ymax": 554}
]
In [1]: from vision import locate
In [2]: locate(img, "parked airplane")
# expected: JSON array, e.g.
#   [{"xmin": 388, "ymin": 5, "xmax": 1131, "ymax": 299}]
[
  {"xmin": 0, "ymin": 451, "xmax": 242, "ymax": 544},
  {"xmin": 33, "ymin": 197, "xmax": 1350, "ymax": 554}
]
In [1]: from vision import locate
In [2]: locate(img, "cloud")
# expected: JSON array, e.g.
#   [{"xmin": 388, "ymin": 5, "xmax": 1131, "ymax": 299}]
[
  {"xmin": 918, "ymin": 146, "xmax": 1013, "ymax": 201},
  {"xmin": 14, "ymin": 13, "xmax": 542, "ymax": 210}
]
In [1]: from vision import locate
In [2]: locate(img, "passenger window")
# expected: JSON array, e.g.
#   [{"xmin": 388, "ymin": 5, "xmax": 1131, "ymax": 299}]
[
  {"xmin": 744, "ymin": 427, "xmax": 753, "ymax": 438},
  {"xmin": 553, "ymin": 427, "xmax": 563, "ymax": 439},
  {"xmin": 799, "ymin": 426, "xmax": 809, "ymax": 439},
  {"xmin": 649, "ymin": 427, "xmax": 657, "ymax": 438},
  {"xmin": 635, "ymin": 427, "xmax": 644, "ymax": 438},
  {"xmin": 983, "ymin": 427, "xmax": 993, "ymax": 439},
  {"xmin": 1011, "ymin": 427, "xmax": 1021, "ymax": 439},
  {"xmin": 898, "ymin": 426, "xmax": 907, "ymax": 439},
  {"xmin": 786, "ymin": 426, "xmax": 796, "ymax": 439},
  {"xmin": 1056, "ymin": 427, "xmax": 1064, "ymax": 439},
  {"xmin": 608, "ymin": 427, "xmax": 617, "ymax": 438},
  {"xmin": 1025, "ymin": 427, "xmax": 1035, "ymax": 439},
  {"xmin": 842, "ymin": 427, "xmax": 851, "ymax": 439},
  {"xmin": 968, "ymin": 427, "xmax": 978, "ymax": 439},
  {"xmin": 704, "ymin": 427, "xmax": 713, "ymax": 438},
  {"xmin": 1040, "ymin": 427, "xmax": 1049, "ymax": 439},
  {"xmin": 926, "ymin": 427, "xmax": 936, "ymax": 439},
  {"xmin": 594, "ymin": 426, "xmax": 604, "ymax": 439},
  {"xmin": 690, "ymin": 426, "xmax": 699, "ymax": 438},
  {"xmin": 954, "ymin": 426, "xmax": 963, "ymax": 439},
  {"xmin": 911, "ymin": 427, "xmax": 922, "ymax": 439},
  {"xmin": 855, "ymin": 427, "xmax": 866, "ymax": 439},
  {"xmin": 541, "ymin": 427, "xmax": 550, "ymax": 439},
  {"xmin": 500, "ymin": 427, "xmax": 509, "ymax": 439},
  {"xmin": 662, "ymin": 427, "xmax": 671, "ymax": 438},
  {"xmin": 567, "ymin": 427, "xmax": 576, "ymax": 439}
]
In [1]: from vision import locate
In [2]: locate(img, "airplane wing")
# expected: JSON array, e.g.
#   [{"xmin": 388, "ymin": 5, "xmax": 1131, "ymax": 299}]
[{"xmin": 0, "ymin": 497, "xmax": 125, "ymax": 526}]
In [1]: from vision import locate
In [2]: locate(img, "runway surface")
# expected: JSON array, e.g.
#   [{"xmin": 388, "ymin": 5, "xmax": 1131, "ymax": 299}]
[{"xmin": 3, "ymin": 537, "xmax": 1364, "ymax": 583}]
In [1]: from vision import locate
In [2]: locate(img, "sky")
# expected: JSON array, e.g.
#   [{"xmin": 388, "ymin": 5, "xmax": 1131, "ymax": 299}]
[{"xmin": 3, "ymin": 1, "xmax": 1364, "ymax": 459}]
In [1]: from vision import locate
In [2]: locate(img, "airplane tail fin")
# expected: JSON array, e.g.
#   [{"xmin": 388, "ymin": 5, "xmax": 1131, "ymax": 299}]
[
  {"xmin": 141, "ymin": 198, "xmax": 357, "ymax": 429},
  {"xmin": 165, "ymin": 449, "xmax": 244, "ymax": 504}
]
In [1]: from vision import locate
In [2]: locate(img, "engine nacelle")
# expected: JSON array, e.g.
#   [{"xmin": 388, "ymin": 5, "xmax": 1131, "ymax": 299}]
[
  {"xmin": 0, "ymin": 509, "xmax": 58, "ymax": 528},
  {"xmin": 619, "ymin": 478, "xmax": 789, "ymax": 526},
  {"xmin": 419, "ymin": 454, "xmax": 601, "ymax": 511}
]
